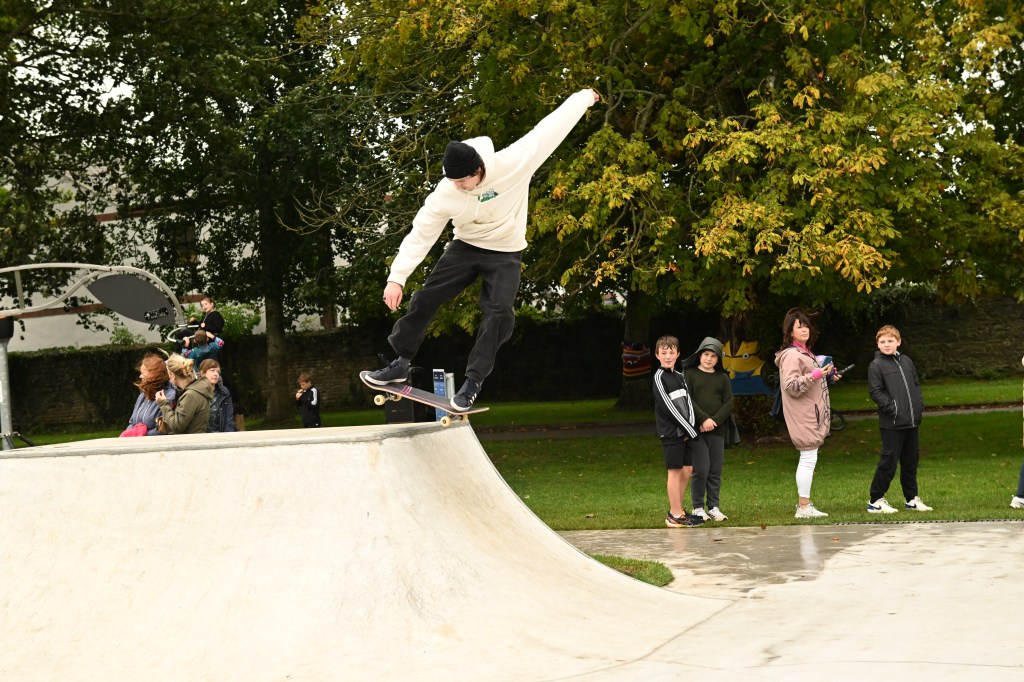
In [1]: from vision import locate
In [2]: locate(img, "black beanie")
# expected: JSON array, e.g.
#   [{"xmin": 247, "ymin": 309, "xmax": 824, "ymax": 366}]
[{"xmin": 443, "ymin": 141, "xmax": 483, "ymax": 179}]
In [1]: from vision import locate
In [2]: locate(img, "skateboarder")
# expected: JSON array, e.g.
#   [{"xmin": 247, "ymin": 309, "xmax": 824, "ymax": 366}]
[{"xmin": 364, "ymin": 88, "xmax": 600, "ymax": 411}]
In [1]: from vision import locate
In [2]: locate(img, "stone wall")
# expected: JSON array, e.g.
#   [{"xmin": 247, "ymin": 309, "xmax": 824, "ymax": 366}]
[{"xmin": 817, "ymin": 295, "xmax": 1024, "ymax": 380}]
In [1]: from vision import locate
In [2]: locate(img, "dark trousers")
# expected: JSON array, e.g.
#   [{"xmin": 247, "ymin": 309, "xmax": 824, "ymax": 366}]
[
  {"xmin": 691, "ymin": 433, "xmax": 725, "ymax": 510},
  {"xmin": 869, "ymin": 427, "xmax": 920, "ymax": 503},
  {"xmin": 388, "ymin": 240, "xmax": 522, "ymax": 384},
  {"xmin": 1017, "ymin": 461, "xmax": 1024, "ymax": 498}
]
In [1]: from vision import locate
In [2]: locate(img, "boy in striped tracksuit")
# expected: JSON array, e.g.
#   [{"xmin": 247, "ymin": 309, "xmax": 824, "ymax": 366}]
[{"xmin": 652, "ymin": 335, "xmax": 706, "ymax": 528}]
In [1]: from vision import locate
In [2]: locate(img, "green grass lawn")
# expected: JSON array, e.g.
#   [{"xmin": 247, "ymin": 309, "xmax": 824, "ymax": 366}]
[
  {"xmin": 486, "ymin": 410, "xmax": 1024, "ymax": 530},
  {"xmin": 829, "ymin": 375, "xmax": 1021, "ymax": 412}
]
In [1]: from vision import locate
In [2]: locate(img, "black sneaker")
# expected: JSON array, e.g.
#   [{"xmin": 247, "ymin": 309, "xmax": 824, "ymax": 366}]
[
  {"xmin": 683, "ymin": 513, "xmax": 705, "ymax": 527},
  {"xmin": 450, "ymin": 378, "xmax": 481, "ymax": 411},
  {"xmin": 665, "ymin": 512, "xmax": 687, "ymax": 528},
  {"xmin": 364, "ymin": 357, "xmax": 410, "ymax": 385}
]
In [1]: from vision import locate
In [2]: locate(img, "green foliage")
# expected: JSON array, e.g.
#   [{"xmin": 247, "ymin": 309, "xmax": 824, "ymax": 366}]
[
  {"xmin": 109, "ymin": 324, "xmax": 145, "ymax": 347},
  {"xmin": 732, "ymin": 394, "xmax": 781, "ymax": 441},
  {"xmin": 307, "ymin": 0, "xmax": 1024, "ymax": 327},
  {"xmin": 219, "ymin": 303, "xmax": 261, "ymax": 339}
]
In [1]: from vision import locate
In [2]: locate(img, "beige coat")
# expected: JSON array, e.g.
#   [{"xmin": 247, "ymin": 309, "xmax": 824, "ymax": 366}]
[{"xmin": 774, "ymin": 346, "xmax": 831, "ymax": 450}]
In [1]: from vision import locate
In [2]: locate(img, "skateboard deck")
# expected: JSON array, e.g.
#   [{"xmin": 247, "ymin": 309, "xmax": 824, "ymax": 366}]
[{"xmin": 359, "ymin": 371, "xmax": 488, "ymax": 426}]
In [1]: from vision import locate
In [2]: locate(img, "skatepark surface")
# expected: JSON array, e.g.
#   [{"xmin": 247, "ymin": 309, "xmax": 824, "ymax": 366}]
[{"xmin": 1, "ymin": 423, "xmax": 1021, "ymax": 680}]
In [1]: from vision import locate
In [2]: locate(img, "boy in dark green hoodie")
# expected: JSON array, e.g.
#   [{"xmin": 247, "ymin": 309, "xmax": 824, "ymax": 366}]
[{"xmin": 683, "ymin": 337, "xmax": 734, "ymax": 521}]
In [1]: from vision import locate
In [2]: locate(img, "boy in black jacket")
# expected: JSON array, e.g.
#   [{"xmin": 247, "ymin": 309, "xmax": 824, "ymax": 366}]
[
  {"xmin": 866, "ymin": 325, "xmax": 933, "ymax": 513},
  {"xmin": 294, "ymin": 372, "xmax": 321, "ymax": 428},
  {"xmin": 652, "ymin": 336, "xmax": 705, "ymax": 527}
]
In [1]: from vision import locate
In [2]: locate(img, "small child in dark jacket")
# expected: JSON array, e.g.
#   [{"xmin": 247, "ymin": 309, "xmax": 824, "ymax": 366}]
[
  {"xmin": 295, "ymin": 372, "xmax": 321, "ymax": 428},
  {"xmin": 866, "ymin": 325, "xmax": 933, "ymax": 513}
]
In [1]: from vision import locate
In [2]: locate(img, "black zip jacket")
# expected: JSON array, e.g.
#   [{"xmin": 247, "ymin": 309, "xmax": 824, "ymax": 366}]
[
  {"xmin": 653, "ymin": 367, "xmax": 699, "ymax": 440},
  {"xmin": 867, "ymin": 351, "xmax": 924, "ymax": 430}
]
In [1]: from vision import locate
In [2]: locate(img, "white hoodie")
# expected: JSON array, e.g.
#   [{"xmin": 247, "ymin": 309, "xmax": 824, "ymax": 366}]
[{"xmin": 387, "ymin": 89, "xmax": 597, "ymax": 286}]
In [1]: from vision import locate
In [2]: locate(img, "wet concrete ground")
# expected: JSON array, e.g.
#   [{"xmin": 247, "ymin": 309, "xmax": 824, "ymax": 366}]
[
  {"xmin": 562, "ymin": 520, "xmax": 1024, "ymax": 599},
  {"xmin": 559, "ymin": 521, "xmax": 1024, "ymax": 679}
]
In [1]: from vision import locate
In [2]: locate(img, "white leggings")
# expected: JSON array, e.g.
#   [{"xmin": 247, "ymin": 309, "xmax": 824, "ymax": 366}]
[{"xmin": 796, "ymin": 448, "xmax": 818, "ymax": 498}]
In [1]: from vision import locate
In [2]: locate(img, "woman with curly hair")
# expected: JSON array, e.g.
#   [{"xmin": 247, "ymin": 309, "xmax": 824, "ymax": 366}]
[
  {"xmin": 155, "ymin": 353, "xmax": 214, "ymax": 435},
  {"xmin": 121, "ymin": 353, "xmax": 177, "ymax": 437}
]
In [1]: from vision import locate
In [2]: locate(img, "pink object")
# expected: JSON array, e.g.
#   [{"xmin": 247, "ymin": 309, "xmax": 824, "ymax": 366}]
[{"xmin": 119, "ymin": 423, "xmax": 148, "ymax": 438}]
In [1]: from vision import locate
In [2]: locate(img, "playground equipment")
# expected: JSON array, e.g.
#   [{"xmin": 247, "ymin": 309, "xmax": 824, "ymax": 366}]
[{"xmin": 0, "ymin": 263, "xmax": 185, "ymax": 450}]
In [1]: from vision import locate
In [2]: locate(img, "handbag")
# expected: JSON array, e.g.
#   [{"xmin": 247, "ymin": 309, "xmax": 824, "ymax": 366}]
[
  {"xmin": 724, "ymin": 414, "xmax": 742, "ymax": 448},
  {"xmin": 769, "ymin": 381, "xmax": 784, "ymax": 421}
]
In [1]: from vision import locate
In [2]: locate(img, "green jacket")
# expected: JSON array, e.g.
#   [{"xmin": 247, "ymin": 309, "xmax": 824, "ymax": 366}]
[
  {"xmin": 682, "ymin": 336, "xmax": 734, "ymax": 439},
  {"xmin": 158, "ymin": 377, "xmax": 214, "ymax": 434}
]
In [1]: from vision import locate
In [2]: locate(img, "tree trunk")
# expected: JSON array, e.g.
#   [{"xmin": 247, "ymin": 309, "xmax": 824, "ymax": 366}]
[
  {"xmin": 616, "ymin": 288, "xmax": 654, "ymax": 409},
  {"xmin": 263, "ymin": 292, "xmax": 293, "ymax": 424}
]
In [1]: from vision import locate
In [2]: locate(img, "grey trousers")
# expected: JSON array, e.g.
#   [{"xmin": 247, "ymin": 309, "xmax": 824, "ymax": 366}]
[{"xmin": 691, "ymin": 433, "xmax": 725, "ymax": 510}]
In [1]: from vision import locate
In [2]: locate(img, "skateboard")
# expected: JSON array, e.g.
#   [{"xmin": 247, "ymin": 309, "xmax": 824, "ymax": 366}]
[{"xmin": 359, "ymin": 371, "xmax": 489, "ymax": 427}]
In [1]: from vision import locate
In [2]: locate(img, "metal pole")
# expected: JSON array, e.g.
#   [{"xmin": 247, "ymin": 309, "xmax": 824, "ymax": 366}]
[{"xmin": 0, "ymin": 338, "xmax": 12, "ymax": 450}]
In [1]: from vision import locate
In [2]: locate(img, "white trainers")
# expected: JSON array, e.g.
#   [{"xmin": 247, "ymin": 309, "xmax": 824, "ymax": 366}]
[
  {"xmin": 708, "ymin": 507, "xmax": 729, "ymax": 521},
  {"xmin": 867, "ymin": 498, "xmax": 899, "ymax": 514},
  {"xmin": 794, "ymin": 503, "xmax": 828, "ymax": 518},
  {"xmin": 1010, "ymin": 496, "xmax": 1024, "ymax": 509},
  {"xmin": 904, "ymin": 496, "xmax": 933, "ymax": 511},
  {"xmin": 691, "ymin": 507, "xmax": 711, "ymax": 521}
]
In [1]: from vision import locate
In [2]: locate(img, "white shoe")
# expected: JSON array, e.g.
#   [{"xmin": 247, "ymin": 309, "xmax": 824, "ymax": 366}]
[
  {"xmin": 867, "ymin": 498, "xmax": 899, "ymax": 514},
  {"xmin": 904, "ymin": 496, "xmax": 933, "ymax": 511},
  {"xmin": 691, "ymin": 507, "xmax": 711, "ymax": 521},
  {"xmin": 1011, "ymin": 496, "xmax": 1024, "ymax": 509},
  {"xmin": 794, "ymin": 503, "xmax": 828, "ymax": 519},
  {"xmin": 708, "ymin": 507, "xmax": 728, "ymax": 521}
]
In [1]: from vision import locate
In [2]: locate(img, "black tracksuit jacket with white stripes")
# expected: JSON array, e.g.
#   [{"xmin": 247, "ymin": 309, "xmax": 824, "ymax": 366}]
[{"xmin": 653, "ymin": 367, "xmax": 699, "ymax": 441}]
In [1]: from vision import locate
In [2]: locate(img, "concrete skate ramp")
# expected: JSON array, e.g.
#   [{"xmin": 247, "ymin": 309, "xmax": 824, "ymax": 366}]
[{"xmin": 0, "ymin": 424, "xmax": 725, "ymax": 680}]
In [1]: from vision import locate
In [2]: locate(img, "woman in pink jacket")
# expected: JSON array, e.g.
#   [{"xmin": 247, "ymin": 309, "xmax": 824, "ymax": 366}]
[{"xmin": 774, "ymin": 309, "xmax": 841, "ymax": 519}]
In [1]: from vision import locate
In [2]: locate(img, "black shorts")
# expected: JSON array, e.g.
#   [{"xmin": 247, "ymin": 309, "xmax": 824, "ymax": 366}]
[{"xmin": 662, "ymin": 438, "xmax": 694, "ymax": 470}]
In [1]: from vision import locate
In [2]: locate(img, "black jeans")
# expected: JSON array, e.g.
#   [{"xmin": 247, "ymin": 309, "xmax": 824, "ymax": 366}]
[
  {"xmin": 388, "ymin": 240, "xmax": 522, "ymax": 384},
  {"xmin": 869, "ymin": 427, "xmax": 920, "ymax": 502}
]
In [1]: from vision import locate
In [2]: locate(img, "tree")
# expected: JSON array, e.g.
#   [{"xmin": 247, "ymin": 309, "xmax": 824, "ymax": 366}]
[
  {"xmin": 0, "ymin": 1, "xmax": 127, "ymax": 298},
  {"xmin": 71, "ymin": 0, "xmax": 382, "ymax": 422},
  {"xmin": 308, "ymin": 0, "xmax": 1024, "ymax": 406}
]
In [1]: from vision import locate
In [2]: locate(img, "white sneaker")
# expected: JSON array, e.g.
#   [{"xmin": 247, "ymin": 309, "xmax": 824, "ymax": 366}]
[
  {"xmin": 708, "ymin": 507, "xmax": 729, "ymax": 521},
  {"xmin": 794, "ymin": 503, "xmax": 828, "ymax": 518},
  {"xmin": 904, "ymin": 496, "xmax": 933, "ymax": 511},
  {"xmin": 867, "ymin": 498, "xmax": 899, "ymax": 514},
  {"xmin": 691, "ymin": 507, "xmax": 711, "ymax": 521},
  {"xmin": 1011, "ymin": 496, "xmax": 1024, "ymax": 509}
]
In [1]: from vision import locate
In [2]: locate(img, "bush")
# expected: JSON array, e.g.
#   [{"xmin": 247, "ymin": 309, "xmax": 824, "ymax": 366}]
[
  {"xmin": 732, "ymin": 394, "xmax": 780, "ymax": 441},
  {"xmin": 109, "ymin": 324, "xmax": 145, "ymax": 346}
]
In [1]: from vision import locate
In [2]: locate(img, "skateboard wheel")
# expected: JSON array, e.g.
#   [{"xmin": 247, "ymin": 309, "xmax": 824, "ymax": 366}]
[
  {"xmin": 373, "ymin": 395, "xmax": 386, "ymax": 406},
  {"xmin": 440, "ymin": 416, "xmax": 452, "ymax": 427}
]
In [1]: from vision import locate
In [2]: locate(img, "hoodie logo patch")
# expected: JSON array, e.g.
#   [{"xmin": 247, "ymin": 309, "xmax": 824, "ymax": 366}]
[{"xmin": 478, "ymin": 188, "xmax": 498, "ymax": 202}]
